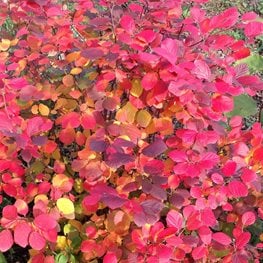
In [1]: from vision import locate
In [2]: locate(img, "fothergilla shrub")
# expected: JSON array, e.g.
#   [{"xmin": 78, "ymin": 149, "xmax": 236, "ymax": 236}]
[{"xmin": 0, "ymin": 0, "xmax": 262, "ymax": 262}]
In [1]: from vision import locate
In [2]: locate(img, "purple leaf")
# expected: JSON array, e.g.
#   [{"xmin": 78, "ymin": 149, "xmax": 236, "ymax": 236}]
[
  {"xmin": 105, "ymin": 152, "xmax": 135, "ymax": 168},
  {"xmin": 142, "ymin": 138, "xmax": 167, "ymax": 157}
]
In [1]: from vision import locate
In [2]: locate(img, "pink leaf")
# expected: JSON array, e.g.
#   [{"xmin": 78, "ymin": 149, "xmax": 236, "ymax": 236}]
[
  {"xmin": 0, "ymin": 230, "xmax": 13, "ymax": 252},
  {"xmin": 212, "ymin": 232, "xmax": 232, "ymax": 246},
  {"xmin": 168, "ymin": 150, "xmax": 188, "ymax": 162},
  {"xmin": 192, "ymin": 246, "xmax": 207, "ymax": 260},
  {"xmin": 120, "ymin": 15, "xmax": 135, "ymax": 33},
  {"xmin": 153, "ymin": 38, "xmax": 180, "ymax": 65},
  {"xmin": 201, "ymin": 208, "xmax": 217, "ymax": 227},
  {"xmin": 168, "ymin": 79, "xmax": 188, "ymax": 96},
  {"xmin": 200, "ymin": 152, "xmax": 219, "ymax": 169},
  {"xmin": 136, "ymin": 30, "xmax": 156, "ymax": 43},
  {"xmin": 166, "ymin": 210, "xmax": 183, "ymax": 231},
  {"xmin": 14, "ymin": 222, "xmax": 32, "ymax": 248},
  {"xmin": 242, "ymin": 211, "xmax": 256, "ymax": 226},
  {"xmin": 192, "ymin": 60, "xmax": 212, "ymax": 81},
  {"xmin": 103, "ymin": 252, "xmax": 117, "ymax": 263},
  {"xmin": 244, "ymin": 21, "xmax": 263, "ymax": 38},
  {"xmin": 228, "ymin": 181, "xmax": 248, "ymax": 198},
  {"xmin": 34, "ymin": 214, "xmax": 57, "ymax": 231},
  {"xmin": 29, "ymin": 231, "xmax": 46, "ymax": 250},
  {"xmin": 198, "ymin": 226, "xmax": 212, "ymax": 245},
  {"xmin": 46, "ymin": 7, "xmax": 64, "ymax": 17},
  {"xmin": 14, "ymin": 199, "xmax": 29, "ymax": 216}
]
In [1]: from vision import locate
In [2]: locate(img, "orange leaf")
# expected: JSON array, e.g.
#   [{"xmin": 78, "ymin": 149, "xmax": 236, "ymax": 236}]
[
  {"xmin": 62, "ymin": 75, "xmax": 74, "ymax": 87},
  {"xmin": 66, "ymin": 51, "xmax": 80, "ymax": 63}
]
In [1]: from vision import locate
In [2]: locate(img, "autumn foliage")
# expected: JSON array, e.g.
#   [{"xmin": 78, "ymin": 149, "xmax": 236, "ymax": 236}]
[{"xmin": 0, "ymin": 0, "xmax": 263, "ymax": 262}]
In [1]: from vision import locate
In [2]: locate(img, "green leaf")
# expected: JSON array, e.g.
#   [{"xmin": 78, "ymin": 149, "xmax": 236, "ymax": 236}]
[
  {"xmin": 211, "ymin": 249, "xmax": 230, "ymax": 258},
  {"xmin": 0, "ymin": 253, "xmax": 7, "ymax": 263},
  {"xmin": 55, "ymin": 253, "xmax": 68, "ymax": 263},
  {"xmin": 226, "ymin": 94, "xmax": 257, "ymax": 118},
  {"xmin": 236, "ymin": 54, "xmax": 263, "ymax": 73}
]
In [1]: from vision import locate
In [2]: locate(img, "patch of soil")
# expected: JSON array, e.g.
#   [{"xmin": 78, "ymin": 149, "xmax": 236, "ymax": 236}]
[{"xmin": 3, "ymin": 244, "xmax": 29, "ymax": 263}]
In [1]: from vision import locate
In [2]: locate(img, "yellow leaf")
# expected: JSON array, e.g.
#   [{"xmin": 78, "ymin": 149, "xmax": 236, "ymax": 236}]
[
  {"xmin": 56, "ymin": 236, "xmax": 67, "ymax": 250},
  {"xmin": 130, "ymin": 79, "xmax": 143, "ymax": 97},
  {"xmin": 70, "ymin": 67, "xmax": 82, "ymax": 75},
  {"xmin": 0, "ymin": 39, "xmax": 11, "ymax": 51},
  {"xmin": 38, "ymin": 103, "xmax": 50, "ymax": 116},
  {"xmin": 116, "ymin": 102, "xmax": 138, "ymax": 123},
  {"xmin": 57, "ymin": 198, "xmax": 75, "ymax": 219},
  {"xmin": 136, "ymin": 109, "xmax": 152, "ymax": 127}
]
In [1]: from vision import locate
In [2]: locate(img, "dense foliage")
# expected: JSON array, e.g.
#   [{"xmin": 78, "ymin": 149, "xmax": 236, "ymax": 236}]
[{"xmin": 0, "ymin": 0, "xmax": 263, "ymax": 262}]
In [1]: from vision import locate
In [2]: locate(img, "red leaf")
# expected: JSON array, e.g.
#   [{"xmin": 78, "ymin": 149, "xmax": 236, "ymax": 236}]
[
  {"xmin": 14, "ymin": 222, "xmax": 32, "ymax": 248},
  {"xmin": 3, "ymin": 205, "xmax": 17, "ymax": 220},
  {"xmin": 212, "ymin": 232, "xmax": 232, "ymax": 246},
  {"xmin": 59, "ymin": 128, "xmax": 75, "ymax": 145},
  {"xmin": 192, "ymin": 246, "xmax": 207, "ymax": 260},
  {"xmin": 141, "ymin": 72, "xmax": 158, "ymax": 91},
  {"xmin": 241, "ymin": 211, "xmax": 256, "ymax": 226},
  {"xmin": 212, "ymin": 95, "xmax": 233, "ymax": 112},
  {"xmin": 241, "ymin": 168, "xmax": 256, "ymax": 183},
  {"xmin": 222, "ymin": 161, "xmax": 237, "ymax": 176},
  {"xmin": 34, "ymin": 214, "xmax": 57, "ymax": 231},
  {"xmin": 236, "ymin": 232, "xmax": 251, "ymax": 249},
  {"xmin": 228, "ymin": 181, "xmax": 248, "ymax": 198},
  {"xmin": 0, "ymin": 230, "xmax": 13, "ymax": 252},
  {"xmin": 57, "ymin": 112, "xmax": 80, "ymax": 129},
  {"xmin": 210, "ymin": 7, "xmax": 239, "ymax": 29},
  {"xmin": 29, "ymin": 231, "xmax": 46, "ymax": 250},
  {"xmin": 153, "ymin": 38, "xmax": 180, "ymax": 65},
  {"xmin": 82, "ymin": 194, "xmax": 100, "ymax": 213},
  {"xmin": 81, "ymin": 113, "xmax": 96, "ymax": 130},
  {"xmin": 166, "ymin": 210, "xmax": 183, "ymax": 231},
  {"xmin": 142, "ymin": 138, "xmax": 167, "ymax": 157}
]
